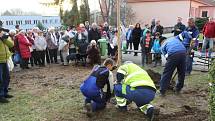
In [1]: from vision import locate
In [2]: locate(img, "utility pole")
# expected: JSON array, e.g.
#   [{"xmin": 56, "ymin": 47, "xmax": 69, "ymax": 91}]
[{"xmin": 117, "ymin": 0, "xmax": 122, "ymax": 65}]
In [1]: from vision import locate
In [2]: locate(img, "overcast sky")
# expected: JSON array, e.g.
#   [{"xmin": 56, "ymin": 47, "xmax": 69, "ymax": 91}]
[{"xmin": 0, "ymin": 0, "xmax": 99, "ymax": 15}]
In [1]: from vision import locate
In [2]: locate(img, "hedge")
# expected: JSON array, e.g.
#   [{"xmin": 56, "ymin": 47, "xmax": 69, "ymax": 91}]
[{"xmin": 209, "ymin": 60, "xmax": 215, "ymax": 121}]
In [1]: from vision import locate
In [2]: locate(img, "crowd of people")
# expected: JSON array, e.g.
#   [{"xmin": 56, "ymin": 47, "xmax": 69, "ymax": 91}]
[
  {"xmin": 0, "ymin": 17, "xmax": 214, "ymax": 121},
  {"xmin": 6, "ymin": 21, "xmax": 122, "ymax": 69}
]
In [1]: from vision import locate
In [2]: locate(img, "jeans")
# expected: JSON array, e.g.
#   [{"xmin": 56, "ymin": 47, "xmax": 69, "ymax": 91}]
[
  {"xmin": 202, "ymin": 37, "xmax": 214, "ymax": 57},
  {"xmin": 0, "ymin": 63, "xmax": 10, "ymax": 97},
  {"xmin": 185, "ymin": 47, "xmax": 193, "ymax": 74},
  {"xmin": 160, "ymin": 53, "xmax": 186, "ymax": 94}
]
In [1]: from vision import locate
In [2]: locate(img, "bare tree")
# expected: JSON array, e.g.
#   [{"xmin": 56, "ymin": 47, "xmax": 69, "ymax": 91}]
[
  {"xmin": 125, "ymin": 5, "xmax": 136, "ymax": 25},
  {"xmin": 98, "ymin": 0, "xmax": 115, "ymax": 23}
]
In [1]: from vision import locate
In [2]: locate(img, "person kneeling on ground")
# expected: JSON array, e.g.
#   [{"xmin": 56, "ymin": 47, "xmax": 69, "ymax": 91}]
[
  {"xmin": 114, "ymin": 61, "xmax": 157, "ymax": 121},
  {"xmin": 80, "ymin": 58, "xmax": 115, "ymax": 117},
  {"xmin": 86, "ymin": 40, "xmax": 101, "ymax": 65},
  {"xmin": 159, "ymin": 36, "xmax": 186, "ymax": 96}
]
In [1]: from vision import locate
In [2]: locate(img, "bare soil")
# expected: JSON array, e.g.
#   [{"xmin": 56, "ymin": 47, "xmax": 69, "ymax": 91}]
[{"xmin": 9, "ymin": 64, "xmax": 209, "ymax": 121}]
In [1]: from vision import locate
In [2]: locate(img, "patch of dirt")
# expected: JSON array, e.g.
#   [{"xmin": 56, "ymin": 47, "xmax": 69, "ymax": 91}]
[
  {"xmin": 9, "ymin": 65, "xmax": 209, "ymax": 121},
  {"xmin": 146, "ymin": 69, "xmax": 175, "ymax": 90},
  {"xmin": 156, "ymin": 106, "xmax": 208, "ymax": 121}
]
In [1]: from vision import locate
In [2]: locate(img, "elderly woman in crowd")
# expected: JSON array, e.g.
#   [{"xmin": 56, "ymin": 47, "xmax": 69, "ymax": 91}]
[
  {"xmin": 35, "ymin": 30, "xmax": 47, "ymax": 67},
  {"xmin": 27, "ymin": 30, "xmax": 37, "ymax": 67},
  {"xmin": 86, "ymin": 40, "xmax": 101, "ymax": 65},
  {"xmin": 46, "ymin": 27, "xmax": 59, "ymax": 64},
  {"xmin": 16, "ymin": 30, "xmax": 32, "ymax": 69}
]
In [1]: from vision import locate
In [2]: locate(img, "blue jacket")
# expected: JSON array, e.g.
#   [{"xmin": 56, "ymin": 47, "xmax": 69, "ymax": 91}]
[
  {"xmin": 152, "ymin": 39, "xmax": 161, "ymax": 53},
  {"xmin": 161, "ymin": 37, "xmax": 186, "ymax": 56},
  {"xmin": 184, "ymin": 26, "xmax": 199, "ymax": 47},
  {"xmin": 126, "ymin": 29, "xmax": 133, "ymax": 42}
]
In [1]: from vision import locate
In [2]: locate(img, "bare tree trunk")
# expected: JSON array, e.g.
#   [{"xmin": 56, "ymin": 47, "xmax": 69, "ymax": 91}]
[{"xmin": 98, "ymin": 0, "xmax": 106, "ymax": 22}]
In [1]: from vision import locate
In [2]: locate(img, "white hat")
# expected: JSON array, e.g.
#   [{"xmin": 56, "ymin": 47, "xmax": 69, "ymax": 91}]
[
  {"xmin": 48, "ymin": 27, "xmax": 55, "ymax": 32},
  {"xmin": 79, "ymin": 23, "xmax": 85, "ymax": 28},
  {"xmin": 9, "ymin": 30, "xmax": 16, "ymax": 34},
  {"xmin": 90, "ymin": 40, "xmax": 96, "ymax": 45},
  {"xmin": 33, "ymin": 27, "xmax": 39, "ymax": 30}
]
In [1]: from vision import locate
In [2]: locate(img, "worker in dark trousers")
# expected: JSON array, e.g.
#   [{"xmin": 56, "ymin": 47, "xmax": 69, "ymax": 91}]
[{"xmin": 159, "ymin": 36, "xmax": 186, "ymax": 96}]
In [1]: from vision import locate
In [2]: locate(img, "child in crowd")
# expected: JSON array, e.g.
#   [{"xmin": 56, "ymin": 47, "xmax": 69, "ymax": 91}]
[
  {"xmin": 151, "ymin": 32, "xmax": 162, "ymax": 67},
  {"xmin": 141, "ymin": 30, "xmax": 153, "ymax": 66}
]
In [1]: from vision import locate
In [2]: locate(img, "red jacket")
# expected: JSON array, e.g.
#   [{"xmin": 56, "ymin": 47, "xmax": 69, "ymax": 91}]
[
  {"xmin": 202, "ymin": 21, "xmax": 215, "ymax": 38},
  {"xmin": 17, "ymin": 34, "xmax": 32, "ymax": 59}
]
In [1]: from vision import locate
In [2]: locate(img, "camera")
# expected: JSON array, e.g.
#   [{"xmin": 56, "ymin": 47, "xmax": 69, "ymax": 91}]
[{"xmin": 0, "ymin": 20, "xmax": 10, "ymax": 41}]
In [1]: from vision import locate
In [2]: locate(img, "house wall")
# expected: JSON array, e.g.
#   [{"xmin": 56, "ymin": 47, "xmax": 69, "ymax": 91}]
[
  {"xmin": 199, "ymin": 6, "xmax": 215, "ymax": 18},
  {"xmin": 128, "ymin": 1, "xmax": 190, "ymax": 27},
  {"xmin": 190, "ymin": 1, "xmax": 207, "ymax": 17}
]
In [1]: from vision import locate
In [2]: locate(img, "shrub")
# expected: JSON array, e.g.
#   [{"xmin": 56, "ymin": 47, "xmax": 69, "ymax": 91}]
[
  {"xmin": 195, "ymin": 17, "xmax": 208, "ymax": 32},
  {"xmin": 209, "ymin": 60, "xmax": 215, "ymax": 121}
]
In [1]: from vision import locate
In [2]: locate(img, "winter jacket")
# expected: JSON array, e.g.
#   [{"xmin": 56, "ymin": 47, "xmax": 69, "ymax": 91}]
[
  {"xmin": 27, "ymin": 36, "xmax": 35, "ymax": 49},
  {"xmin": 173, "ymin": 22, "xmax": 186, "ymax": 36},
  {"xmin": 152, "ymin": 25, "xmax": 164, "ymax": 35},
  {"xmin": 46, "ymin": 32, "xmax": 58, "ymax": 50},
  {"xmin": 202, "ymin": 21, "xmax": 215, "ymax": 38},
  {"xmin": 0, "ymin": 37, "xmax": 14, "ymax": 63},
  {"xmin": 132, "ymin": 28, "xmax": 142, "ymax": 42},
  {"xmin": 140, "ymin": 34, "xmax": 153, "ymax": 51},
  {"xmin": 88, "ymin": 28, "xmax": 101, "ymax": 43},
  {"xmin": 161, "ymin": 37, "xmax": 186, "ymax": 57},
  {"xmin": 35, "ymin": 36, "xmax": 47, "ymax": 51},
  {"xmin": 86, "ymin": 45, "xmax": 101, "ymax": 64},
  {"xmin": 126, "ymin": 29, "xmax": 133, "ymax": 42},
  {"xmin": 185, "ymin": 26, "xmax": 199, "ymax": 40},
  {"xmin": 16, "ymin": 34, "xmax": 32, "ymax": 59},
  {"xmin": 152, "ymin": 39, "xmax": 161, "ymax": 53}
]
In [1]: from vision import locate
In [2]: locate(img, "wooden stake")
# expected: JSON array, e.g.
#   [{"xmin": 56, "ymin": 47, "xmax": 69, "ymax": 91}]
[{"xmin": 117, "ymin": 0, "xmax": 122, "ymax": 65}]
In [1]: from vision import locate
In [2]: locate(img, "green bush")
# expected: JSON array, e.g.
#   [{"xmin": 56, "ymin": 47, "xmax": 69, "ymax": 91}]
[
  {"xmin": 209, "ymin": 60, "xmax": 215, "ymax": 121},
  {"xmin": 195, "ymin": 17, "xmax": 208, "ymax": 32}
]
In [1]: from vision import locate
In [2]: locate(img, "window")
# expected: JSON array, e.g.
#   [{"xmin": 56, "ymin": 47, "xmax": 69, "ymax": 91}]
[
  {"xmin": 16, "ymin": 21, "xmax": 20, "ymax": 25},
  {"xmin": 6, "ymin": 21, "xmax": 9, "ymax": 25},
  {"xmin": 55, "ymin": 19, "xmax": 58, "ymax": 23},
  {"xmin": 202, "ymin": 11, "xmax": 208, "ymax": 17},
  {"xmin": 10, "ymin": 21, "xmax": 13, "ymax": 25}
]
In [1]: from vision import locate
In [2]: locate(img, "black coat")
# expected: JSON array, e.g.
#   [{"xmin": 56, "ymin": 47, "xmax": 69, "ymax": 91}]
[
  {"xmin": 155, "ymin": 25, "xmax": 164, "ymax": 35},
  {"xmin": 88, "ymin": 29, "xmax": 101, "ymax": 43},
  {"xmin": 132, "ymin": 28, "xmax": 142, "ymax": 43},
  {"xmin": 173, "ymin": 23, "xmax": 186, "ymax": 36}
]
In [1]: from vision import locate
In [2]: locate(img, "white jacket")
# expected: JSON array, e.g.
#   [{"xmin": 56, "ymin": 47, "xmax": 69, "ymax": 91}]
[{"xmin": 35, "ymin": 36, "xmax": 47, "ymax": 51}]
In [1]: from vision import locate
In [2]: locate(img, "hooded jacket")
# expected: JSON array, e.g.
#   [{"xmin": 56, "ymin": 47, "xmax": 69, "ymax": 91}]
[{"xmin": 0, "ymin": 37, "xmax": 14, "ymax": 63}]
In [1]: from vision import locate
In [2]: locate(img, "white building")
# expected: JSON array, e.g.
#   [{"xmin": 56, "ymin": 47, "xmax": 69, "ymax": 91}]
[{"xmin": 0, "ymin": 16, "xmax": 61, "ymax": 31}]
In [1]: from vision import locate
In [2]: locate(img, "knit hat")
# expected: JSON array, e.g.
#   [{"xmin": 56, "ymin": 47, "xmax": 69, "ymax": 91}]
[{"xmin": 90, "ymin": 40, "xmax": 97, "ymax": 45}]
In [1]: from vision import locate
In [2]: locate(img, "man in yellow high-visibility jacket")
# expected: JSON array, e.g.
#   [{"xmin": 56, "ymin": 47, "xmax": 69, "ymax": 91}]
[{"xmin": 114, "ymin": 61, "xmax": 157, "ymax": 121}]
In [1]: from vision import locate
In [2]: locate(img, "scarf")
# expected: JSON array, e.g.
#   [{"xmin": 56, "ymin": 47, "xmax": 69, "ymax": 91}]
[
  {"xmin": 145, "ymin": 35, "xmax": 150, "ymax": 48},
  {"xmin": 50, "ymin": 33, "xmax": 58, "ymax": 46}
]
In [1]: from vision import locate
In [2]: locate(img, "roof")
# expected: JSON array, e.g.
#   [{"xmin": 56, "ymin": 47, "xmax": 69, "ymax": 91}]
[{"xmin": 128, "ymin": 0, "xmax": 215, "ymax": 6}]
